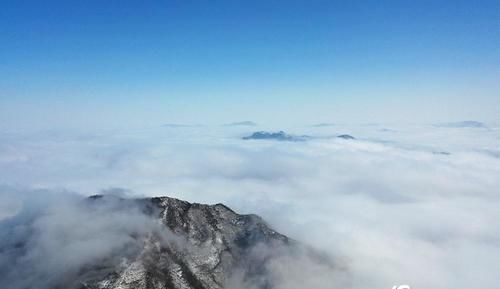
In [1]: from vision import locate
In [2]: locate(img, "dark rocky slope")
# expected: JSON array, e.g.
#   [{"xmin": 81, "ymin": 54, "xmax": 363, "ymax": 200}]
[
  {"xmin": 74, "ymin": 196, "xmax": 293, "ymax": 289},
  {"xmin": 1, "ymin": 195, "xmax": 337, "ymax": 289}
]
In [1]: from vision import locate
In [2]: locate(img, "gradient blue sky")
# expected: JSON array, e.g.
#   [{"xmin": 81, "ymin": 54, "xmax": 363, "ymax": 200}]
[{"xmin": 1, "ymin": 0, "xmax": 499, "ymax": 129}]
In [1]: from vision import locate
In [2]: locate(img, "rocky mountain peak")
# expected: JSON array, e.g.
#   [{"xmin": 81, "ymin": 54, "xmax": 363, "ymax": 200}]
[
  {"xmin": 1, "ymin": 194, "xmax": 337, "ymax": 289},
  {"xmin": 79, "ymin": 195, "xmax": 290, "ymax": 289}
]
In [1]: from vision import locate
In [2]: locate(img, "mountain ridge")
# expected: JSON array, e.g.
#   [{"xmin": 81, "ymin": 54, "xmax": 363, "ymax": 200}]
[
  {"xmin": 2, "ymin": 194, "xmax": 323, "ymax": 289},
  {"xmin": 79, "ymin": 195, "xmax": 293, "ymax": 289}
]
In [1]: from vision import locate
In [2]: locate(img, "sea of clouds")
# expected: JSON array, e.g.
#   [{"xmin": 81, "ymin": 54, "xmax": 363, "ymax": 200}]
[{"xmin": 0, "ymin": 123, "xmax": 499, "ymax": 288}]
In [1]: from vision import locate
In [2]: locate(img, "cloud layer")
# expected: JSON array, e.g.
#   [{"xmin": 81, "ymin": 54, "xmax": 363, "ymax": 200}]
[
  {"xmin": 1, "ymin": 124, "xmax": 499, "ymax": 288},
  {"xmin": 0, "ymin": 190, "xmax": 177, "ymax": 289}
]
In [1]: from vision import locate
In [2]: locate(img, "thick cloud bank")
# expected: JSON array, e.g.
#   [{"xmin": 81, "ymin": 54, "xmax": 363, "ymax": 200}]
[
  {"xmin": 0, "ymin": 190, "xmax": 174, "ymax": 289},
  {"xmin": 1, "ymin": 124, "xmax": 499, "ymax": 288}
]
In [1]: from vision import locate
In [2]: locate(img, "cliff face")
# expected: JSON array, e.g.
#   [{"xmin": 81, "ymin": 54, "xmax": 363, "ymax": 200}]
[{"xmin": 75, "ymin": 196, "xmax": 291, "ymax": 289}]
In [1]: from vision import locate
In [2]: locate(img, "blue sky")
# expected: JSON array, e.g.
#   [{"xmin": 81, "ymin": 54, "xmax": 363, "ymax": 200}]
[{"xmin": 1, "ymin": 0, "xmax": 499, "ymax": 129}]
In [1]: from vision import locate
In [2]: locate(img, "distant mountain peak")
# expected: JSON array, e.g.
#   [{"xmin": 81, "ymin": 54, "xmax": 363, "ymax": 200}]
[
  {"xmin": 162, "ymin": 123, "xmax": 202, "ymax": 128},
  {"xmin": 224, "ymin": 121, "xmax": 257, "ymax": 127},
  {"xmin": 242, "ymin": 131, "xmax": 309, "ymax": 142},
  {"xmin": 336, "ymin": 134, "xmax": 355, "ymax": 140},
  {"xmin": 311, "ymin": 123, "xmax": 335, "ymax": 127},
  {"xmin": 436, "ymin": 121, "xmax": 487, "ymax": 128}
]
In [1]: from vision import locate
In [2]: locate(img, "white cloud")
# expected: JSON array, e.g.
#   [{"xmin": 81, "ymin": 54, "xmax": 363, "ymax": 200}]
[{"xmin": 0, "ymin": 124, "xmax": 499, "ymax": 288}]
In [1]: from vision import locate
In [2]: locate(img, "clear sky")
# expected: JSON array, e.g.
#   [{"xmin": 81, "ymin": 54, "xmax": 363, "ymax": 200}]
[{"xmin": 1, "ymin": 0, "xmax": 499, "ymax": 129}]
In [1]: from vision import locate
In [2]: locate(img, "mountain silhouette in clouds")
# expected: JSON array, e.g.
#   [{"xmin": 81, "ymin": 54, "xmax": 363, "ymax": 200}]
[
  {"xmin": 0, "ymin": 194, "xmax": 335, "ymax": 289},
  {"xmin": 224, "ymin": 121, "xmax": 257, "ymax": 127},
  {"xmin": 436, "ymin": 121, "xmax": 487, "ymax": 128},
  {"xmin": 242, "ymin": 131, "xmax": 310, "ymax": 141}
]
